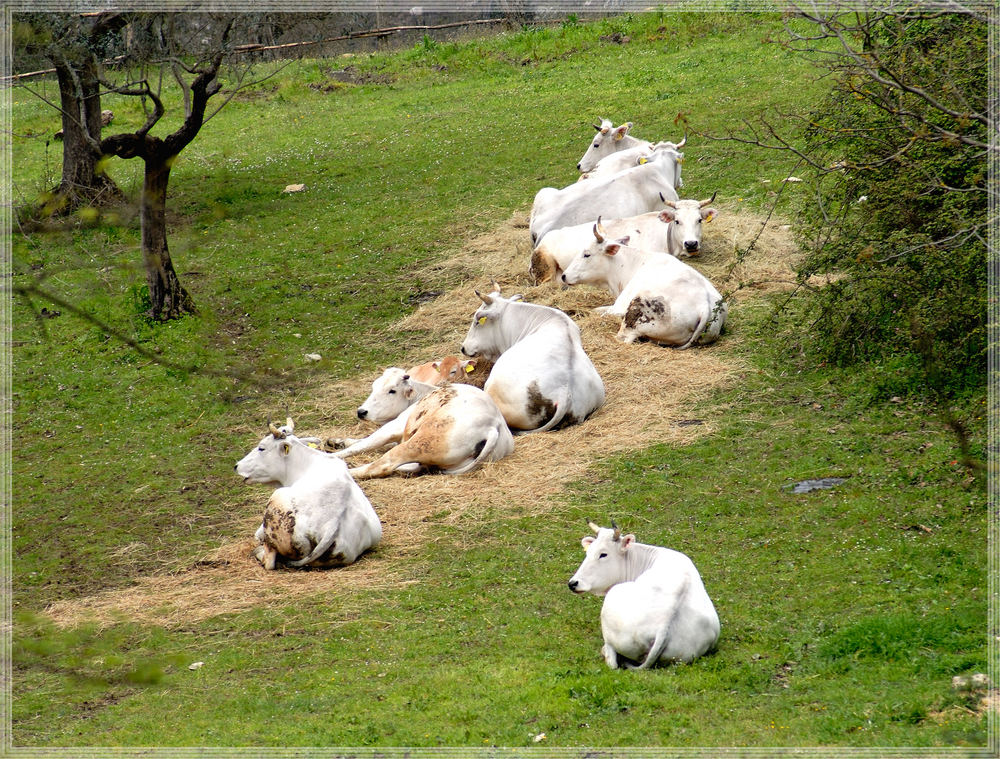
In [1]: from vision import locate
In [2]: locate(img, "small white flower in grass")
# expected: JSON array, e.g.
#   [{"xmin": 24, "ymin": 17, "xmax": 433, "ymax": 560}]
[{"xmin": 189, "ymin": 661, "xmax": 204, "ymax": 670}]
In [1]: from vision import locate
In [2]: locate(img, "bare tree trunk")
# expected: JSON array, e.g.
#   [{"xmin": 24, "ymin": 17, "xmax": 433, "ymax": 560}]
[
  {"xmin": 49, "ymin": 61, "xmax": 121, "ymax": 211},
  {"xmin": 140, "ymin": 156, "xmax": 195, "ymax": 320}
]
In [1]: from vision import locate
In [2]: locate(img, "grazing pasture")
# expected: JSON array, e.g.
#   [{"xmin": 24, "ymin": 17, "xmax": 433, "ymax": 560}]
[{"xmin": 10, "ymin": 12, "xmax": 987, "ymax": 750}]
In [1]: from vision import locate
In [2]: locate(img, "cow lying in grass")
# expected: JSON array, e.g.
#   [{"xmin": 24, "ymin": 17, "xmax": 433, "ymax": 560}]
[
  {"xmin": 560, "ymin": 221, "xmax": 727, "ymax": 348},
  {"xmin": 328, "ymin": 369, "xmax": 514, "ymax": 479},
  {"xmin": 460, "ymin": 288, "xmax": 605, "ymax": 433},
  {"xmin": 235, "ymin": 419, "xmax": 381, "ymax": 570},
  {"xmin": 568, "ymin": 521, "xmax": 720, "ymax": 669}
]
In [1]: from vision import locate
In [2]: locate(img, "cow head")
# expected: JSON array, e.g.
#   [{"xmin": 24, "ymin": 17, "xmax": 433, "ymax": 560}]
[
  {"xmin": 567, "ymin": 520, "xmax": 636, "ymax": 596},
  {"xmin": 460, "ymin": 287, "xmax": 521, "ymax": 359},
  {"xmin": 235, "ymin": 417, "xmax": 298, "ymax": 485},
  {"xmin": 560, "ymin": 218, "xmax": 630, "ymax": 287},
  {"xmin": 357, "ymin": 367, "xmax": 422, "ymax": 423},
  {"xmin": 577, "ymin": 120, "xmax": 633, "ymax": 173},
  {"xmin": 658, "ymin": 192, "xmax": 717, "ymax": 256}
]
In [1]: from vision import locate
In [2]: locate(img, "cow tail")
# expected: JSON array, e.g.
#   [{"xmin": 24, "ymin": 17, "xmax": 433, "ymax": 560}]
[
  {"xmin": 518, "ymin": 385, "xmax": 571, "ymax": 435},
  {"xmin": 443, "ymin": 426, "xmax": 501, "ymax": 475},
  {"xmin": 286, "ymin": 525, "xmax": 340, "ymax": 568},
  {"xmin": 677, "ymin": 290, "xmax": 714, "ymax": 350}
]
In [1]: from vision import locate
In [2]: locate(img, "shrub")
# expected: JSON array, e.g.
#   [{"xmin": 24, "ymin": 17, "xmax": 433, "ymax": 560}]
[{"xmin": 788, "ymin": 12, "xmax": 988, "ymax": 398}]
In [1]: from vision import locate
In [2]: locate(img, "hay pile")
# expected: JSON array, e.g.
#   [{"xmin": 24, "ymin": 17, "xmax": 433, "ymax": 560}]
[{"xmin": 45, "ymin": 205, "xmax": 800, "ymax": 629}]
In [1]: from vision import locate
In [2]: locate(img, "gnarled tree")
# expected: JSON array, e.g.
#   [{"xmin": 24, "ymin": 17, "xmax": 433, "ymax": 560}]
[
  {"xmin": 95, "ymin": 15, "xmax": 240, "ymax": 321},
  {"xmin": 16, "ymin": 13, "xmax": 127, "ymax": 213}
]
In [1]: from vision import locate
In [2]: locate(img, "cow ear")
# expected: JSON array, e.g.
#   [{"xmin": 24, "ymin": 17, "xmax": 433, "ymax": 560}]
[
  {"xmin": 604, "ymin": 243, "xmax": 622, "ymax": 257},
  {"xmin": 658, "ymin": 209, "xmax": 676, "ymax": 223},
  {"xmin": 613, "ymin": 124, "xmax": 630, "ymax": 142},
  {"xmin": 431, "ymin": 361, "xmax": 441, "ymax": 370},
  {"xmin": 280, "ymin": 441, "xmax": 291, "ymax": 456},
  {"xmin": 702, "ymin": 208, "xmax": 717, "ymax": 224},
  {"xmin": 620, "ymin": 534, "xmax": 636, "ymax": 552},
  {"xmin": 581, "ymin": 536, "xmax": 595, "ymax": 550}
]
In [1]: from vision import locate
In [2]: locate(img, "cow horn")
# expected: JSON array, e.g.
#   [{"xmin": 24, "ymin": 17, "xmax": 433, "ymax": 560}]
[
  {"xmin": 475, "ymin": 290, "xmax": 493, "ymax": 306},
  {"xmin": 676, "ymin": 134, "xmax": 687, "ymax": 150},
  {"xmin": 700, "ymin": 191, "xmax": 718, "ymax": 207},
  {"xmin": 285, "ymin": 416, "xmax": 294, "ymax": 433},
  {"xmin": 267, "ymin": 418, "xmax": 286, "ymax": 439},
  {"xmin": 490, "ymin": 277, "xmax": 502, "ymax": 294},
  {"xmin": 592, "ymin": 122, "xmax": 602, "ymax": 131},
  {"xmin": 660, "ymin": 192, "xmax": 677, "ymax": 209},
  {"xmin": 610, "ymin": 519, "xmax": 620, "ymax": 541},
  {"xmin": 592, "ymin": 217, "xmax": 605, "ymax": 243},
  {"xmin": 587, "ymin": 520, "xmax": 601, "ymax": 534}
]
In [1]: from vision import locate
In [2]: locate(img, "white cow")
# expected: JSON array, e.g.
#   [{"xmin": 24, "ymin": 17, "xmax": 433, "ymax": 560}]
[
  {"xmin": 235, "ymin": 419, "xmax": 382, "ymax": 570},
  {"xmin": 580, "ymin": 139, "xmax": 686, "ymax": 187},
  {"xmin": 529, "ymin": 193, "xmax": 716, "ymax": 283},
  {"xmin": 659, "ymin": 194, "xmax": 718, "ymax": 257},
  {"xmin": 568, "ymin": 522, "xmax": 720, "ymax": 669},
  {"xmin": 327, "ymin": 368, "xmax": 514, "ymax": 479},
  {"xmin": 530, "ymin": 145, "xmax": 683, "ymax": 246},
  {"xmin": 460, "ymin": 288, "xmax": 605, "ymax": 432},
  {"xmin": 577, "ymin": 119, "xmax": 651, "ymax": 173},
  {"xmin": 560, "ymin": 224, "xmax": 727, "ymax": 348}
]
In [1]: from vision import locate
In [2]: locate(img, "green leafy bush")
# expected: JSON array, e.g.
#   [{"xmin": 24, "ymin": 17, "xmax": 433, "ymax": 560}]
[{"xmin": 790, "ymin": 13, "xmax": 988, "ymax": 399}]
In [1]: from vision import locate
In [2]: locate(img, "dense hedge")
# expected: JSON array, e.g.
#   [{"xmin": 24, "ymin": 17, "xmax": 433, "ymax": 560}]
[{"xmin": 791, "ymin": 13, "xmax": 988, "ymax": 398}]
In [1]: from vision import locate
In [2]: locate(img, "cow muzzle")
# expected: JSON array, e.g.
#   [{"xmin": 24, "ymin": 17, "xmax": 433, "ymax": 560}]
[
  {"xmin": 357, "ymin": 408, "xmax": 368, "ymax": 420},
  {"xmin": 684, "ymin": 240, "xmax": 700, "ymax": 253},
  {"xmin": 568, "ymin": 579, "xmax": 584, "ymax": 594}
]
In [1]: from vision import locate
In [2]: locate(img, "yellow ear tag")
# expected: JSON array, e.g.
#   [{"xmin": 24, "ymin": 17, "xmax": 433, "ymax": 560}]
[
  {"xmin": 638, "ymin": 157, "xmax": 648, "ymax": 165},
  {"xmin": 465, "ymin": 364, "xmax": 475, "ymax": 373},
  {"xmin": 705, "ymin": 214, "xmax": 714, "ymax": 224},
  {"xmin": 478, "ymin": 316, "xmax": 487, "ymax": 325},
  {"xmin": 307, "ymin": 442, "xmax": 318, "ymax": 449}
]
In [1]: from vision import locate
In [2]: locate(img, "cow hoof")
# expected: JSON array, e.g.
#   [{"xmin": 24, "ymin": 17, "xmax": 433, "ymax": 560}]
[{"xmin": 325, "ymin": 437, "xmax": 348, "ymax": 450}]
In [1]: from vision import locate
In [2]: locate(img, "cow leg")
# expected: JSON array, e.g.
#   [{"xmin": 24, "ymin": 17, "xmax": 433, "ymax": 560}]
[
  {"xmin": 616, "ymin": 324, "xmax": 641, "ymax": 344},
  {"xmin": 253, "ymin": 543, "xmax": 278, "ymax": 570},
  {"xmin": 602, "ymin": 643, "xmax": 620, "ymax": 669},
  {"xmin": 333, "ymin": 413, "xmax": 408, "ymax": 460},
  {"xmin": 349, "ymin": 446, "xmax": 420, "ymax": 479},
  {"xmin": 326, "ymin": 436, "xmax": 360, "ymax": 450},
  {"xmin": 252, "ymin": 525, "xmax": 277, "ymax": 570}
]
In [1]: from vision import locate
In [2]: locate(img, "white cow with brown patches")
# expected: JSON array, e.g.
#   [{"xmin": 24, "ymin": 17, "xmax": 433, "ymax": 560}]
[
  {"xmin": 235, "ymin": 419, "xmax": 381, "ymax": 570},
  {"xmin": 327, "ymin": 368, "xmax": 514, "ymax": 479},
  {"xmin": 568, "ymin": 521, "xmax": 720, "ymax": 669},
  {"xmin": 460, "ymin": 289, "xmax": 605, "ymax": 433},
  {"xmin": 560, "ymin": 222, "xmax": 727, "ymax": 348}
]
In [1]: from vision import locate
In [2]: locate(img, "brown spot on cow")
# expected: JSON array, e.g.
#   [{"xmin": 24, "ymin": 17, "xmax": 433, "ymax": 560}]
[
  {"xmin": 526, "ymin": 382, "xmax": 557, "ymax": 427},
  {"xmin": 623, "ymin": 296, "xmax": 667, "ymax": 329},
  {"xmin": 261, "ymin": 502, "xmax": 300, "ymax": 559},
  {"xmin": 529, "ymin": 249, "xmax": 557, "ymax": 283}
]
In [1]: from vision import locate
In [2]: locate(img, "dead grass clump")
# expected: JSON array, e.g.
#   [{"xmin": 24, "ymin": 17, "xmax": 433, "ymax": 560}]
[{"xmin": 45, "ymin": 207, "xmax": 796, "ymax": 630}]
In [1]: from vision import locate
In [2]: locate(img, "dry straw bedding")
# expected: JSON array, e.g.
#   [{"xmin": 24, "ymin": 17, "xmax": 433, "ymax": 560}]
[{"xmin": 45, "ymin": 207, "xmax": 801, "ymax": 629}]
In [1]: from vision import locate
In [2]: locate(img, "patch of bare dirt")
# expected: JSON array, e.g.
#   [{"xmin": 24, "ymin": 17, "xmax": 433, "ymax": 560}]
[{"xmin": 45, "ymin": 206, "xmax": 800, "ymax": 630}]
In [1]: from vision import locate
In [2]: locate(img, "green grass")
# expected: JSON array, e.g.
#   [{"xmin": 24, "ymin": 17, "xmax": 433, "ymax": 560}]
[{"xmin": 10, "ymin": 12, "xmax": 988, "ymax": 749}]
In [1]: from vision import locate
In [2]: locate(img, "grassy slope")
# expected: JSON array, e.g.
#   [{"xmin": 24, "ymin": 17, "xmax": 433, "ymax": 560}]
[{"xmin": 11, "ymin": 13, "xmax": 988, "ymax": 748}]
